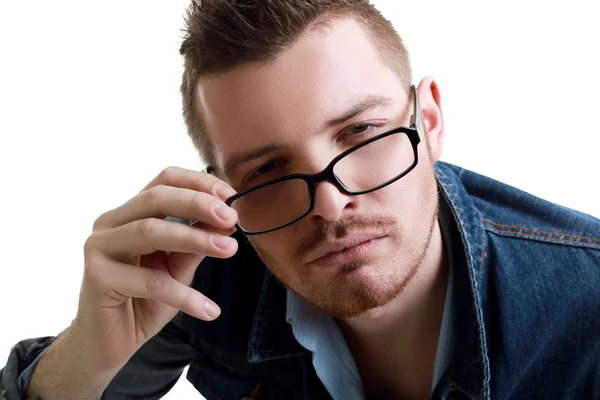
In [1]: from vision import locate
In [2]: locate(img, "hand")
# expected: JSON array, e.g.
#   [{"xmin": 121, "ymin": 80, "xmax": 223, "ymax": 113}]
[{"xmin": 73, "ymin": 166, "xmax": 238, "ymax": 373}]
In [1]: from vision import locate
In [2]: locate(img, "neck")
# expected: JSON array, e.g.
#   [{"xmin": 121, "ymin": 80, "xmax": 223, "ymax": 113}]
[{"xmin": 336, "ymin": 219, "xmax": 448, "ymax": 399}]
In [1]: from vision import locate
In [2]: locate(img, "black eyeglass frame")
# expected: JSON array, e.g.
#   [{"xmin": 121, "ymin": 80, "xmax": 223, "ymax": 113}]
[{"xmin": 223, "ymin": 85, "xmax": 422, "ymax": 235}]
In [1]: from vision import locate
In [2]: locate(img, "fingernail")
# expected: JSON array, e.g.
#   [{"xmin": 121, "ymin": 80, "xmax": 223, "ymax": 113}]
[
  {"xmin": 215, "ymin": 183, "xmax": 237, "ymax": 201},
  {"xmin": 204, "ymin": 300, "xmax": 221, "ymax": 319},
  {"xmin": 211, "ymin": 234, "xmax": 235, "ymax": 249},
  {"xmin": 213, "ymin": 201, "xmax": 236, "ymax": 220}
]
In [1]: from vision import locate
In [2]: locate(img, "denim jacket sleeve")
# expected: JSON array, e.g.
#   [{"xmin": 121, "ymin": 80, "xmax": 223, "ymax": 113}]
[{"xmin": 0, "ymin": 312, "xmax": 194, "ymax": 400}]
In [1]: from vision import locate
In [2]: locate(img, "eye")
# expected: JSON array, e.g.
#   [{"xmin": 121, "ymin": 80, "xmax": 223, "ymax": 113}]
[
  {"xmin": 345, "ymin": 123, "xmax": 375, "ymax": 135},
  {"xmin": 340, "ymin": 123, "xmax": 386, "ymax": 143},
  {"xmin": 246, "ymin": 158, "xmax": 289, "ymax": 182}
]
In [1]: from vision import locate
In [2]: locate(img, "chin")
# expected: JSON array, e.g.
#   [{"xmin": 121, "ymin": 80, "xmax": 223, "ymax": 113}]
[{"xmin": 298, "ymin": 258, "xmax": 417, "ymax": 319}]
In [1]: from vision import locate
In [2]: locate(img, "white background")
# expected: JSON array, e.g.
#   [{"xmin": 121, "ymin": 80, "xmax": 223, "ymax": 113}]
[{"xmin": 0, "ymin": 1, "xmax": 598, "ymax": 398}]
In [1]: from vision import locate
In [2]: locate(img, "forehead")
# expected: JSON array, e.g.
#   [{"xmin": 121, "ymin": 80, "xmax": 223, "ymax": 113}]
[{"xmin": 196, "ymin": 17, "xmax": 405, "ymax": 173}]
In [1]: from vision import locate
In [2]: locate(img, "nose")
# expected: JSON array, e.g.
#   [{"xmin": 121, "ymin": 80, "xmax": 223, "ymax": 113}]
[{"xmin": 308, "ymin": 179, "xmax": 357, "ymax": 223}]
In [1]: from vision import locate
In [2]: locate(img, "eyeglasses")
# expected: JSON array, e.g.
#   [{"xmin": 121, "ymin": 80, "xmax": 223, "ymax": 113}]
[{"xmin": 223, "ymin": 85, "xmax": 422, "ymax": 235}]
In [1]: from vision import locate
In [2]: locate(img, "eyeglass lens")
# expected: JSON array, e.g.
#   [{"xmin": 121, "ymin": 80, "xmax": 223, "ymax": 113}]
[{"xmin": 230, "ymin": 131, "xmax": 415, "ymax": 233}]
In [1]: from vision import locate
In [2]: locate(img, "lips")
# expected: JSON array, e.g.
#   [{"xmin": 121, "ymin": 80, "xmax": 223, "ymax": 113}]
[{"xmin": 305, "ymin": 233, "xmax": 387, "ymax": 265}]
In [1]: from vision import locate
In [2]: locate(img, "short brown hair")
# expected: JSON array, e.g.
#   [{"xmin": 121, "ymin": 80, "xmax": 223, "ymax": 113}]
[{"xmin": 179, "ymin": 0, "xmax": 412, "ymax": 167}]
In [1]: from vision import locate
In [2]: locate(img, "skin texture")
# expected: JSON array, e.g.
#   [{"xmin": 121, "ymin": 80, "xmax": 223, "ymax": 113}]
[
  {"xmin": 198, "ymin": 18, "xmax": 448, "ymax": 398},
  {"xmin": 199, "ymin": 18, "xmax": 444, "ymax": 318}
]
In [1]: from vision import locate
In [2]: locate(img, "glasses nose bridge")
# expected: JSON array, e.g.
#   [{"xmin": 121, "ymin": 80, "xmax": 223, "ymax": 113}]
[{"xmin": 305, "ymin": 163, "xmax": 348, "ymax": 194}]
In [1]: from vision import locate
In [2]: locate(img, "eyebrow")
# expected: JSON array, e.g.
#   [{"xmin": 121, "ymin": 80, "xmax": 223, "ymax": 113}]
[
  {"xmin": 325, "ymin": 95, "xmax": 393, "ymax": 128},
  {"xmin": 223, "ymin": 142, "xmax": 284, "ymax": 179},
  {"xmin": 222, "ymin": 95, "xmax": 394, "ymax": 179}
]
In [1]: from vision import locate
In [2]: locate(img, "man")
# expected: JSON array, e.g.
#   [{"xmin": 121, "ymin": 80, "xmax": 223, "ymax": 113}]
[{"xmin": 1, "ymin": 0, "xmax": 599, "ymax": 399}]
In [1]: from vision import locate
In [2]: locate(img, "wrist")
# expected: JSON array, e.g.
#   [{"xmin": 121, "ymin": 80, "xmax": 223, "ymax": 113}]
[{"xmin": 26, "ymin": 326, "xmax": 120, "ymax": 400}]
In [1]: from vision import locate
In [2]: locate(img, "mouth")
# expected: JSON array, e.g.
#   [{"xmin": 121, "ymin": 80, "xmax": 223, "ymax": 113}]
[{"xmin": 306, "ymin": 233, "xmax": 387, "ymax": 267}]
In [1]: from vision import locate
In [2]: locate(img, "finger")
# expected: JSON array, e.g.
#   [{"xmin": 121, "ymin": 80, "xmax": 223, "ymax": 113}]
[
  {"xmin": 165, "ymin": 251, "xmax": 204, "ymax": 286},
  {"xmin": 99, "ymin": 260, "xmax": 221, "ymax": 321},
  {"xmin": 99, "ymin": 185, "xmax": 238, "ymax": 230},
  {"xmin": 166, "ymin": 221, "xmax": 237, "ymax": 284},
  {"xmin": 141, "ymin": 166, "xmax": 236, "ymax": 202},
  {"xmin": 190, "ymin": 219, "xmax": 237, "ymax": 234},
  {"xmin": 98, "ymin": 217, "xmax": 238, "ymax": 260}
]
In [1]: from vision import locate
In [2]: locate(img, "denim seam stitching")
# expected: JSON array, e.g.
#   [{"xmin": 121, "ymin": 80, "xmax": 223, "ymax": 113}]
[
  {"xmin": 483, "ymin": 224, "xmax": 600, "ymax": 250},
  {"xmin": 435, "ymin": 167, "xmax": 491, "ymax": 399},
  {"xmin": 252, "ymin": 276, "xmax": 310, "ymax": 360},
  {"xmin": 478, "ymin": 212, "xmax": 487, "ymax": 284},
  {"xmin": 248, "ymin": 268, "xmax": 273, "ymax": 363},
  {"xmin": 483, "ymin": 218, "xmax": 600, "ymax": 243},
  {"xmin": 436, "ymin": 170, "xmax": 489, "ymax": 292},
  {"xmin": 435, "ymin": 171, "xmax": 476, "ymax": 282}
]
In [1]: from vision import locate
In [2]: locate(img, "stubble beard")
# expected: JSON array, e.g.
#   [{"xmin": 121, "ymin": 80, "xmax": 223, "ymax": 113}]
[
  {"xmin": 252, "ymin": 174, "xmax": 440, "ymax": 319},
  {"xmin": 307, "ymin": 198, "xmax": 438, "ymax": 318}
]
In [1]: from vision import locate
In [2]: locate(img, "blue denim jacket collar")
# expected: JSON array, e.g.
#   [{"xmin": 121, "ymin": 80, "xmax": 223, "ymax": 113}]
[
  {"xmin": 435, "ymin": 162, "xmax": 491, "ymax": 398},
  {"xmin": 246, "ymin": 268, "xmax": 310, "ymax": 363},
  {"xmin": 243, "ymin": 161, "xmax": 492, "ymax": 398}
]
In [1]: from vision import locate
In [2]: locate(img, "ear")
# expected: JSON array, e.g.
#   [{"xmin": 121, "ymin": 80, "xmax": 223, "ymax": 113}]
[{"xmin": 416, "ymin": 77, "xmax": 445, "ymax": 162}]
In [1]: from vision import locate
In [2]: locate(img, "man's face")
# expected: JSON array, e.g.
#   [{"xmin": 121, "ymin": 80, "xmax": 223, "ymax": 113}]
[{"xmin": 197, "ymin": 18, "xmax": 441, "ymax": 318}]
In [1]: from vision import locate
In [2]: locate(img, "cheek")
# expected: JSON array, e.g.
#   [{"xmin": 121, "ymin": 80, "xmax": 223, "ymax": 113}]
[
  {"xmin": 377, "ymin": 163, "xmax": 436, "ymax": 223},
  {"xmin": 248, "ymin": 233, "xmax": 297, "ymax": 264}
]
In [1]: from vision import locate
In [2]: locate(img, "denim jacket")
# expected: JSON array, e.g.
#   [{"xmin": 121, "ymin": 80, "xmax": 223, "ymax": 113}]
[{"xmin": 2, "ymin": 161, "xmax": 599, "ymax": 400}]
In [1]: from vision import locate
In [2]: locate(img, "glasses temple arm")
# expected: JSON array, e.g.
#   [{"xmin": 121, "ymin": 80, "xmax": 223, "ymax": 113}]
[{"xmin": 409, "ymin": 85, "xmax": 421, "ymax": 131}]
